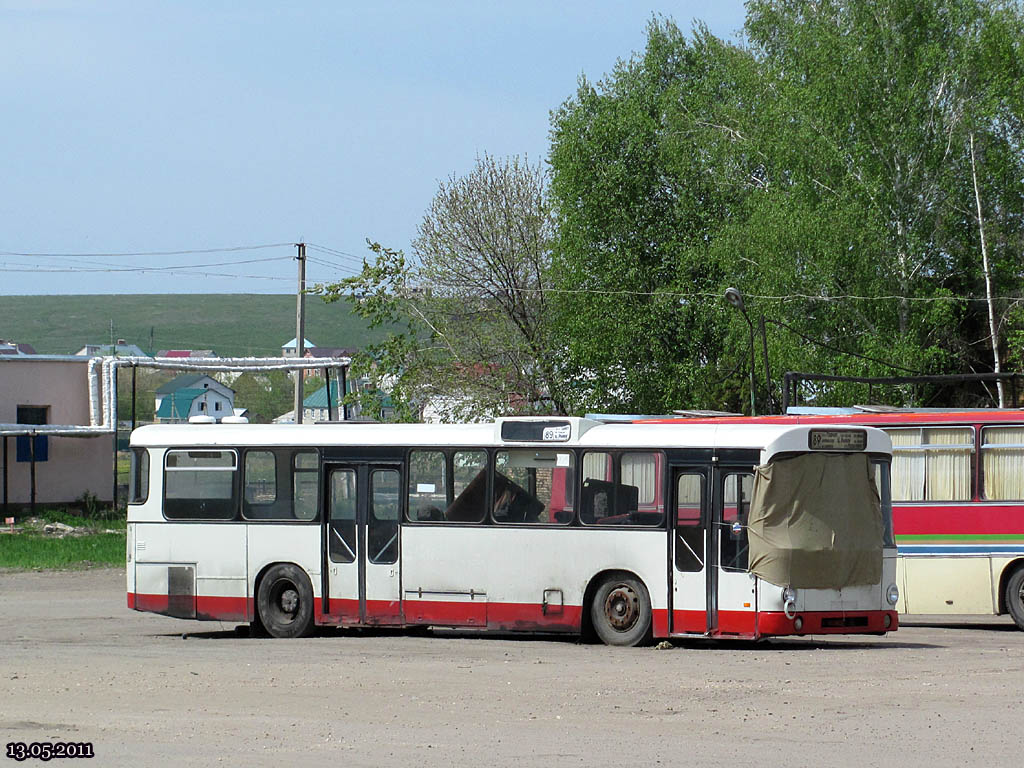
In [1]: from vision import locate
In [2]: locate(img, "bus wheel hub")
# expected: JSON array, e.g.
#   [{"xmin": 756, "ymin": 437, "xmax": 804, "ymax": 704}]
[
  {"xmin": 605, "ymin": 586, "xmax": 639, "ymax": 631},
  {"xmin": 279, "ymin": 588, "xmax": 299, "ymax": 615}
]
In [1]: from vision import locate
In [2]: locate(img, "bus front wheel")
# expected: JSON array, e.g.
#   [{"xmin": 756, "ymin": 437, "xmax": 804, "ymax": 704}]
[
  {"xmin": 1006, "ymin": 567, "xmax": 1024, "ymax": 631},
  {"xmin": 590, "ymin": 575, "xmax": 652, "ymax": 647},
  {"xmin": 256, "ymin": 564, "xmax": 315, "ymax": 639}
]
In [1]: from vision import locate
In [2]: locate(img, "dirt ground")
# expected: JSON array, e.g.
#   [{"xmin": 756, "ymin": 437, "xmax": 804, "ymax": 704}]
[{"xmin": 1, "ymin": 568, "xmax": 1021, "ymax": 768}]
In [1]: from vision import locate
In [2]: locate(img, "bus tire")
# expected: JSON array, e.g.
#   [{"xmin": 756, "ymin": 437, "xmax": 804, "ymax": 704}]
[
  {"xmin": 256, "ymin": 564, "xmax": 315, "ymax": 639},
  {"xmin": 590, "ymin": 575, "xmax": 652, "ymax": 647},
  {"xmin": 1006, "ymin": 567, "xmax": 1024, "ymax": 631}
]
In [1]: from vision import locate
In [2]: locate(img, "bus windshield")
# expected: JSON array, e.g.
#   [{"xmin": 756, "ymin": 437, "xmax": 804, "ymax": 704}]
[{"xmin": 747, "ymin": 452, "xmax": 884, "ymax": 589}]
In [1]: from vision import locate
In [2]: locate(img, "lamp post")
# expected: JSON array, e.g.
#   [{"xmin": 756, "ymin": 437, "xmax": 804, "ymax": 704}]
[{"xmin": 725, "ymin": 287, "xmax": 757, "ymax": 416}]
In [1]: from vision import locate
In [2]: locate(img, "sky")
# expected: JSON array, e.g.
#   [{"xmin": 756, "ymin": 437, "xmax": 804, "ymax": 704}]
[{"xmin": 0, "ymin": 1, "xmax": 747, "ymax": 295}]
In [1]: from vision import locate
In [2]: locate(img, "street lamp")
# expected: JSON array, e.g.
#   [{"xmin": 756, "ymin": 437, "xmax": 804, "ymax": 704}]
[{"xmin": 725, "ymin": 287, "xmax": 757, "ymax": 416}]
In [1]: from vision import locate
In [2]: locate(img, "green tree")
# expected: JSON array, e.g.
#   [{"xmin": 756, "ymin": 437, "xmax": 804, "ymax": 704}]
[
  {"xmin": 549, "ymin": 21, "xmax": 766, "ymax": 413},
  {"xmin": 743, "ymin": 0, "xmax": 1024, "ymax": 405},
  {"xmin": 549, "ymin": 3, "xmax": 1024, "ymax": 412},
  {"xmin": 231, "ymin": 370, "xmax": 311, "ymax": 423},
  {"xmin": 315, "ymin": 154, "xmax": 564, "ymax": 421}
]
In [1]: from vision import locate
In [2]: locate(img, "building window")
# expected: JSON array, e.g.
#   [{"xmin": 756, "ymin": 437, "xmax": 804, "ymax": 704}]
[
  {"xmin": 17, "ymin": 406, "xmax": 48, "ymax": 425},
  {"xmin": 16, "ymin": 405, "xmax": 49, "ymax": 463}
]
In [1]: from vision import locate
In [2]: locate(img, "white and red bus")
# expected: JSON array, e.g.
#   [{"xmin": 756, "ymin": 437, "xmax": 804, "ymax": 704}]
[
  {"xmin": 647, "ymin": 408, "xmax": 1024, "ymax": 630},
  {"xmin": 126, "ymin": 417, "xmax": 898, "ymax": 644}
]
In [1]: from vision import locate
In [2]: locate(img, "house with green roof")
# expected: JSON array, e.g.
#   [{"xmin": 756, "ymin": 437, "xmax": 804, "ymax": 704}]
[{"xmin": 155, "ymin": 374, "xmax": 235, "ymax": 423}]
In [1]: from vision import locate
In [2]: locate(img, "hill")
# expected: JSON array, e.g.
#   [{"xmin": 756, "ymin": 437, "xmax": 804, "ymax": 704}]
[{"xmin": 0, "ymin": 294, "xmax": 388, "ymax": 357}]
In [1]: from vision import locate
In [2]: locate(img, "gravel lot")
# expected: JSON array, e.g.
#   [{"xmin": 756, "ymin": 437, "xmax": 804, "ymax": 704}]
[{"xmin": 1, "ymin": 568, "xmax": 1021, "ymax": 768}]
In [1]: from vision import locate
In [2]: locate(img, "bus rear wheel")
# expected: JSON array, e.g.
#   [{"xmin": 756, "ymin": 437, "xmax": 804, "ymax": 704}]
[
  {"xmin": 591, "ymin": 575, "xmax": 652, "ymax": 647},
  {"xmin": 256, "ymin": 564, "xmax": 315, "ymax": 639},
  {"xmin": 1006, "ymin": 567, "xmax": 1024, "ymax": 631}
]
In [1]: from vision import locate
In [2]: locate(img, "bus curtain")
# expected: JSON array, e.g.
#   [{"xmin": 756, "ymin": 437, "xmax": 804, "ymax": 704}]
[{"xmin": 747, "ymin": 453, "xmax": 883, "ymax": 589}]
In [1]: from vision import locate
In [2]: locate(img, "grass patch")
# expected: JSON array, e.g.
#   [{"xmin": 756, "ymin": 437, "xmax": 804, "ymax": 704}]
[
  {"xmin": 0, "ymin": 532, "xmax": 125, "ymax": 569},
  {"xmin": 0, "ymin": 513, "xmax": 126, "ymax": 569}
]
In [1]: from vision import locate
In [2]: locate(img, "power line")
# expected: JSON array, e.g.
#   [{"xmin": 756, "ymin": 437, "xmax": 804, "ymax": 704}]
[
  {"xmin": 0, "ymin": 255, "xmax": 290, "ymax": 274},
  {"xmin": 420, "ymin": 281, "xmax": 1024, "ymax": 304},
  {"xmin": 305, "ymin": 255, "xmax": 362, "ymax": 275},
  {"xmin": 305, "ymin": 242, "xmax": 368, "ymax": 265},
  {"xmin": 0, "ymin": 243, "xmax": 293, "ymax": 258}
]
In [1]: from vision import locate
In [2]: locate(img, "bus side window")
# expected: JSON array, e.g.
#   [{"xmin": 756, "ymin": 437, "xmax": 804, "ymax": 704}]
[
  {"xmin": 444, "ymin": 451, "xmax": 487, "ymax": 523},
  {"xmin": 981, "ymin": 426, "xmax": 1024, "ymax": 500},
  {"xmin": 164, "ymin": 449, "xmax": 237, "ymax": 520},
  {"xmin": 621, "ymin": 452, "xmax": 663, "ymax": 526},
  {"xmin": 292, "ymin": 451, "xmax": 319, "ymax": 521},
  {"xmin": 130, "ymin": 448, "xmax": 150, "ymax": 504},
  {"xmin": 242, "ymin": 449, "xmax": 319, "ymax": 521},
  {"xmin": 329, "ymin": 469, "xmax": 357, "ymax": 563},
  {"xmin": 492, "ymin": 450, "xmax": 572, "ymax": 525},
  {"xmin": 886, "ymin": 427, "xmax": 973, "ymax": 501},
  {"xmin": 243, "ymin": 450, "xmax": 277, "ymax": 518},
  {"xmin": 675, "ymin": 473, "xmax": 704, "ymax": 572},
  {"xmin": 407, "ymin": 450, "xmax": 447, "ymax": 522},
  {"xmin": 721, "ymin": 472, "xmax": 752, "ymax": 572},
  {"xmin": 368, "ymin": 469, "xmax": 400, "ymax": 565},
  {"xmin": 580, "ymin": 452, "xmax": 613, "ymax": 524}
]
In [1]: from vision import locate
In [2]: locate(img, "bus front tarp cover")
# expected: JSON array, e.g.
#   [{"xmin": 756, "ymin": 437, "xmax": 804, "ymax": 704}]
[{"xmin": 747, "ymin": 453, "xmax": 883, "ymax": 590}]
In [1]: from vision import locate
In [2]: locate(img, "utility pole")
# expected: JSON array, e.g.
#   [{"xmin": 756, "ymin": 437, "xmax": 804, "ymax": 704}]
[{"xmin": 293, "ymin": 243, "xmax": 307, "ymax": 424}]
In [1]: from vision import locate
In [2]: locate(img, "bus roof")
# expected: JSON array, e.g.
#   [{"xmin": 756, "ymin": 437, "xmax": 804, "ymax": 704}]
[
  {"xmin": 130, "ymin": 418, "xmax": 890, "ymax": 456},
  {"xmin": 639, "ymin": 407, "xmax": 1024, "ymax": 428}
]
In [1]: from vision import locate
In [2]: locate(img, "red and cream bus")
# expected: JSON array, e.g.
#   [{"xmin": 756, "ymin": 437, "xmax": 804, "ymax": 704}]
[
  {"xmin": 126, "ymin": 417, "xmax": 898, "ymax": 644},
  {"xmin": 648, "ymin": 408, "xmax": 1024, "ymax": 630}
]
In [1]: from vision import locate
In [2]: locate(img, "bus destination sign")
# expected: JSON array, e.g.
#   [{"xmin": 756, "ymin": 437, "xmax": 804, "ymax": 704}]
[{"xmin": 808, "ymin": 429, "xmax": 867, "ymax": 451}]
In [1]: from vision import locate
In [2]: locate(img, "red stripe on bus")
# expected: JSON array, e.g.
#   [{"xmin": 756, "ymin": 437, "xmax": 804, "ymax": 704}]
[
  {"xmin": 757, "ymin": 610, "xmax": 897, "ymax": 636},
  {"xmin": 129, "ymin": 592, "xmax": 248, "ymax": 622},
  {"xmin": 895, "ymin": 504, "xmax": 1024, "ymax": 536},
  {"xmin": 131, "ymin": 592, "xmax": 894, "ymax": 638},
  {"xmin": 671, "ymin": 609, "xmax": 756, "ymax": 635},
  {"xmin": 671, "ymin": 609, "xmax": 896, "ymax": 637}
]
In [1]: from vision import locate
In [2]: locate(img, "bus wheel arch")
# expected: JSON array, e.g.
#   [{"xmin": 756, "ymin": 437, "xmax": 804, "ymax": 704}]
[
  {"xmin": 585, "ymin": 570, "xmax": 652, "ymax": 647},
  {"xmin": 254, "ymin": 562, "xmax": 315, "ymax": 639},
  {"xmin": 999, "ymin": 560, "xmax": 1024, "ymax": 631}
]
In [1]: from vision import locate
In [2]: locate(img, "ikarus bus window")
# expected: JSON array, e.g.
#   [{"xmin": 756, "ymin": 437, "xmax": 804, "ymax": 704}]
[
  {"xmin": 885, "ymin": 427, "xmax": 973, "ymax": 501},
  {"xmin": 164, "ymin": 449, "xmax": 237, "ymax": 520},
  {"xmin": 493, "ymin": 450, "xmax": 574, "ymax": 525},
  {"xmin": 981, "ymin": 426, "xmax": 1024, "ymax": 500}
]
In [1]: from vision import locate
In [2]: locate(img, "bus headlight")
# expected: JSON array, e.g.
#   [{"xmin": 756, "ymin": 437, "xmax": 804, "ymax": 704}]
[
  {"xmin": 886, "ymin": 583, "xmax": 900, "ymax": 606},
  {"xmin": 782, "ymin": 586, "xmax": 797, "ymax": 619}
]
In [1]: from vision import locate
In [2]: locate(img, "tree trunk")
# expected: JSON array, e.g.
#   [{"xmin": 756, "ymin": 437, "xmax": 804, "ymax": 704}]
[{"xmin": 970, "ymin": 132, "xmax": 1005, "ymax": 408}]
